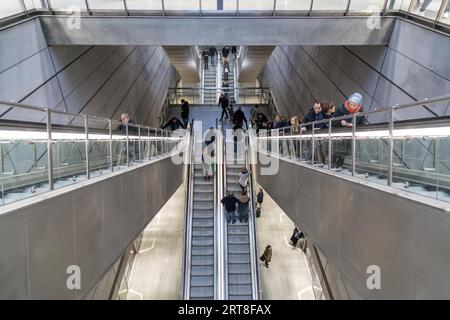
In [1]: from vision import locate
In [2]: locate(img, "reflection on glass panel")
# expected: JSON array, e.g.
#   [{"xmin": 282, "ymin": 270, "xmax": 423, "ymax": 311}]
[
  {"xmin": 50, "ymin": 0, "xmax": 88, "ymax": 10},
  {"xmin": 410, "ymin": 0, "xmax": 443, "ymax": 20},
  {"xmin": 239, "ymin": 0, "xmax": 274, "ymax": 11},
  {"xmin": 438, "ymin": 0, "xmax": 450, "ymax": 24},
  {"xmin": 0, "ymin": 0, "xmax": 24, "ymax": 19},
  {"xmin": 202, "ymin": 0, "xmax": 237, "ymax": 11},
  {"xmin": 386, "ymin": 0, "xmax": 412, "ymax": 11},
  {"xmin": 312, "ymin": 0, "xmax": 348, "ymax": 11},
  {"xmin": 126, "ymin": 0, "xmax": 163, "ymax": 11},
  {"xmin": 275, "ymin": 0, "xmax": 311, "ymax": 11},
  {"xmin": 349, "ymin": 0, "xmax": 385, "ymax": 12},
  {"xmin": 89, "ymin": 0, "xmax": 125, "ymax": 10},
  {"xmin": 164, "ymin": 0, "xmax": 200, "ymax": 11}
]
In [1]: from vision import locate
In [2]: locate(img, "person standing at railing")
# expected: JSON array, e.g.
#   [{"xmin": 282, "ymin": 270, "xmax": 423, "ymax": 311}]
[
  {"xmin": 180, "ymin": 99, "xmax": 189, "ymax": 128},
  {"xmin": 331, "ymin": 93, "xmax": 365, "ymax": 169},
  {"xmin": 321, "ymin": 101, "xmax": 336, "ymax": 165},
  {"xmin": 301, "ymin": 101, "xmax": 326, "ymax": 163},
  {"xmin": 162, "ymin": 116, "xmax": 186, "ymax": 131},
  {"xmin": 118, "ymin": 113, "xmax": 139, "ymax": 163}
]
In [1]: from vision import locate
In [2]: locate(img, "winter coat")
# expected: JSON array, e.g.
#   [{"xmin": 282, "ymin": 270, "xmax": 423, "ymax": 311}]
[
  {"xmin": 302, "ymin": 109, "xmax": 325, "ymax": 130},
  {"xmin": 181, "ymin": 101, "xmax": 189, "ymax": 119},
  {"xmin": 221, "ymin": 195, "xmax": 239, "ymax": 212},
  {"xmin": 257, "ymin": 191, "xmax": 264, "ymax": 204},
  {"xmin": 262, "ymin": 246, "xmax": 272, "ymax": 262},
  {"xmin": 238, "ymin": 171, "xmax": 250, "ymax": 188},
  {"xmin": 334, "ymin": 103, "xmax": 365, "ymax": 127}
]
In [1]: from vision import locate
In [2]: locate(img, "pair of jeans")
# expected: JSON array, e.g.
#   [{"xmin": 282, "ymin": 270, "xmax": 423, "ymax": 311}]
[
  {"xmin": 220, "ymin": 108, "xmax": 229, "ymax": 120},
  {"xmin": 226, "ymin": 210, "xmax": 236, "ymax": 224}
]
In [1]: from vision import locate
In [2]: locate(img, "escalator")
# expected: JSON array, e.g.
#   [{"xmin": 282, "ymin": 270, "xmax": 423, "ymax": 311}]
[
  {"xmin": 223, "ymin": 132, "xmax": 260, "ymax": 300},
  {"xmin": 183, "ymin": 128, "xmax": 216, "ymax": 300}
]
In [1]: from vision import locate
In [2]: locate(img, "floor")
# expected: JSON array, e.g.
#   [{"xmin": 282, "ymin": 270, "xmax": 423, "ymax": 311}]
[
  {"xmin": 125, "ymin": 185, "xmax": 185, "ymax": 300},
  {"xmin": 255, "ymin": 184, "xmax": 316, "ymax": 300}
]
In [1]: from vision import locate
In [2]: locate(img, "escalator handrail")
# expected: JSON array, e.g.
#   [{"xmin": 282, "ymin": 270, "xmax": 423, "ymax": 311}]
[
  {"xmin": 181, "ymin": 120, "xmax": 194, "ymax": 299},
  {"xmin": 221, "ymin": 124, "xmax": 229, "ymax": 300},
  {"xmin": 245, "ymin": 128, "xmax": 262, "ymax": 300}
]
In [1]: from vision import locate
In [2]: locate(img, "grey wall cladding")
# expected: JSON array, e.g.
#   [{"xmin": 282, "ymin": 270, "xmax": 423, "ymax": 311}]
[
  {"xmin": 0, "ymin": 19, "xmax": 179, "ymax": 127},
  {"xmin": 259, "ymin": 19, "xmax": 450, "ymax": 122}
]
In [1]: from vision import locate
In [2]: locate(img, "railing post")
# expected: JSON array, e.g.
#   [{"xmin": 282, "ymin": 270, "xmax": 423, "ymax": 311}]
[
  {"xmin": 311, "ymin": 123, "xmax": 315, "ymax": 165},
  {"xmin": 299, "ymin": 125, "xmax": 302, "ymax": 161},
  {"xmin": 109, "ymin": 120, "xmax": 113, "ymax": 172},
  {"xmin": 352, "ymin": 114, "xmax": 356, "ymax": 176},
  {"xmin": 148, "ymin": 126, "xmax": 151, "ymax": 160},
  {"xmin": 328, "ymin": 118, "xmax": 332, "ymax": 170},
  {"xmin": 387, "ymin": 107, "xmax": 395, "ymax": 186},
  {"xmin": 84, "ymin": 115, "xmax": 90, "ymax": 179},
  {"xmin": 46, "ymin": 108, "xmax": 54, "ymax": 191},
  {"xmin": 126, "ymin": 123, "xmax": 129, "ymax": 167},
  {"xmin": 138, "ymin": 125, "xmax": 142, "ymax": 163}
]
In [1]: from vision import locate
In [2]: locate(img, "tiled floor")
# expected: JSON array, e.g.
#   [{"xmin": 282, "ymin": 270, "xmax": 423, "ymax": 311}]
[
  {"xmin": 255, "ymin": 185, "xmax": 316, "ymax": 300},
  {"xmin": 126, "ymin": 185, "xmax": 185, "ymax": 300}
]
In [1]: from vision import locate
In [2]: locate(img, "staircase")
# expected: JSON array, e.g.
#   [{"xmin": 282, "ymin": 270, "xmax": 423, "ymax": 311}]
[
  {"xmin": 189, "ymin": 149, "xmax": 215, "ymax": 299},
  {"xmin": 203, "ymin": 64, "xmax": 217, "ymax": 104},
  {"xmin": 225, "ymin": 155, "xmax": 253, "ymax": 300}
]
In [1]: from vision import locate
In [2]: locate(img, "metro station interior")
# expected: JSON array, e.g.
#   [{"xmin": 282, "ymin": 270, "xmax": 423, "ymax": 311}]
[{"xmin": 0, "ymin": 0, "xmax": 449, "ymax": 300}]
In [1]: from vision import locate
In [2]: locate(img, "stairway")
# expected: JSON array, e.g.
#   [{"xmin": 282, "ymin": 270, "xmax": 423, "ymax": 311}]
[
  {"xmin": 189, "ymin": 151, "xmax": 215, "ymax": 299},
  {"xmin": 203, "ymin": 64, "xmax": 217, "ymax": 105},
  {"xmin": 225, "ymin": 157, "xmax": 253, "ymax": 300},
  {"xmin": 222, "ymin": 58, "xmax": 235, "ymax": 104}
]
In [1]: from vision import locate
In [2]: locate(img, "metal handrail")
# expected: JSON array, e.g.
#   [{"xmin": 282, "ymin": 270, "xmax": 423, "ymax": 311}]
[
  {"xmin": 220, "ymin": 124, "xmax": 229, "ymax": 300},
  {"xmin": 0, "ymin": 99, "xmax": 180, "ymax": 205},
  {"xmin": 246, "ymin": 126, "xmax": 262, "ymax": 300},
  {"xmin": 181, "ymin": 120, "xmax": 194, "ymax": 299},
  {"xmin": 256, "ymin": 95, "xmax": 450, "ymax": 201}
]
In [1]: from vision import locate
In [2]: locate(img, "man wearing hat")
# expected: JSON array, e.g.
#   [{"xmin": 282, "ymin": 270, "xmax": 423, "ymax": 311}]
[
  {"xmin": 334, "ymin": 92, "xmax": 365, "ymax": 127},
  {"xmin": 331, "ymin": 93, "xmax": 365, "ymax": 169}
]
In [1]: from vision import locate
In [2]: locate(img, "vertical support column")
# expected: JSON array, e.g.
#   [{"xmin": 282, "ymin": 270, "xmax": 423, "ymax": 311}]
[
  {"xmin": 328, "ymin": 118, "xmax": 332, "ymax": 170},
  {"xmin": 299, "ymin": 125, "xmax": 303, "ymax": 161},
  {"xmin": 351, "ymin": 114, "xmax": 356, "ymax": 177},
  {"xmin": 84, "ymin": 115, "xmax": 90, "ymax": 179},
  {"xmin": 138, "ymin": 125, "xmax": 142, "ymax": 164},
  {"xmin": 387, "ymin": 107, "xmax": 395, "ymax": 186},
  {"xmin": 162, "ymin": 0, "xmax": 165, "ymax": 16},
  {"xmin": 148, "ymin": 126, "xmax": 151, "ymax": 160},
  {"xmin": 311, "ymin": 123, "xmax": 315, "ymax": 165},
  {"xmin": 109, "ymin": 120, "xmax": 113, "ymax": 172},
  {"xmin": 126, "ymin": 123, "xmax": 129, "ymax": 167},
  {"xmin": 46, "ymin": 108, "xmax": 54, "ymax": 191}
]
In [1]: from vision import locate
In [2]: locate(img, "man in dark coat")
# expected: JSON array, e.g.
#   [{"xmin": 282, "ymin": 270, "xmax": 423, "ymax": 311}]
[
  {"xmin": 180, "ymin": 99, "xmax": 189, "ymax": 127},
  {"xmin": 218, "ymin": 93, "xmax": 229, "ymax": 120},
  {"xmin": 221, "ymin": 192, "xmax": 239, "ymax": 224},
  {"xmin": 162, "ymin": 117, "xmax": 186, "ymax": 131}
]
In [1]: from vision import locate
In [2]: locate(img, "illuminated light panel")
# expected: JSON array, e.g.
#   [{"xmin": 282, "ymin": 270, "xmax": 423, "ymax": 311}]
[
  {"xmin": 0, "ymin": 130, "xmax": 184, "ymax": 141},
  {"xmin": 256, "ymin": 126, "xmax": 450, "ymax": 139}
]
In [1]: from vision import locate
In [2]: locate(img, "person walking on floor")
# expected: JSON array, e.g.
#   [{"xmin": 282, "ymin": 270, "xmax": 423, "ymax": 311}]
[
  {"xmin": 256, "ymin": 188, "xmax": 264, "ymax": 209},
  {"xmin": 260, "ymin": 245, "xmax": 272, "ymax": 268}
]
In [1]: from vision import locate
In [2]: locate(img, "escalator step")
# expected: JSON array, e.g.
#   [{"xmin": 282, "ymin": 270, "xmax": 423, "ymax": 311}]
[
  {"xmin": 228, "ymin": 244, "xmax": 250, "ymax": 254},
  {"xmin": 191, "ymin": 266, "xmax": 214, "ymax": 276},
  {"xmin": 193, "ymin": 210, "xmax": 214, "ymax": 219},
  {"xmin": 227, "ymin": 225, "xmax": 249, "ymax": 234},
  {"xmin": 192, "ymin": 227, "xmax": 214, "ymax": 237},
  {"xmin": 229, "ymin": 274, "xmax": 254, "ymax": 285},
  {"xmin": 228, "ymin": 263, "xmax": 251, "ymax": 274},
  {"xmin": 192, "ymin": 219, "xmax": 214, "ymax": 228},
  {"xmin": 228, "ymin": 234, "xmax": 249, "ymax": 244},
  {"xmin": 192, "ymin": 255, "xmax": 214, "ymax": 266},
  {"xmin": 192, "ymin": 246, "xmax": 214, "ymax": 255},
  {"xmin": 190, "ymin": 286, "xmax": 214, "ymax": 298},
  {"xmin": 191, "ymin": 275, "xmax": 214, "ymax": 287},
  {"xmin": 228, "ymin": 254, "xmax": 251, "ymax": 264},
  {"xmin": 228, "ymin": 295, "xmax": 252, "ymax": 300},
  {"xmin": 229, "ymin": 284, "xmax": 252, "ymax": 296}
]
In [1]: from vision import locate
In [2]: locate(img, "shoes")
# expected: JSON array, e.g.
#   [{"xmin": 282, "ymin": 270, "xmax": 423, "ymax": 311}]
[
  {"xmin": 419, "ymin": 11, "xmax": 425, "ymax": 17},
  {"xmin": 444, "ymin": 11, "xmax": 449, "ymax": 18}
]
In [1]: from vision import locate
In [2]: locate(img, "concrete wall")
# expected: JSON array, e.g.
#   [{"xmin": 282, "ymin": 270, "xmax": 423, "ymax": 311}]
[
  {"xmin": 0, "ymin": 156, "xmax": 184, "ymax": 299},
  {"xmin": 259, "ymin": 18, "xmax": 450, "ymax": 123},
  {"xmin": 0, "ymin": 19, "xmax": 179, "ymax": 127},
  {"xmin": 256, "ymin": 155, "xmax": 450, "ymax": 299}
]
